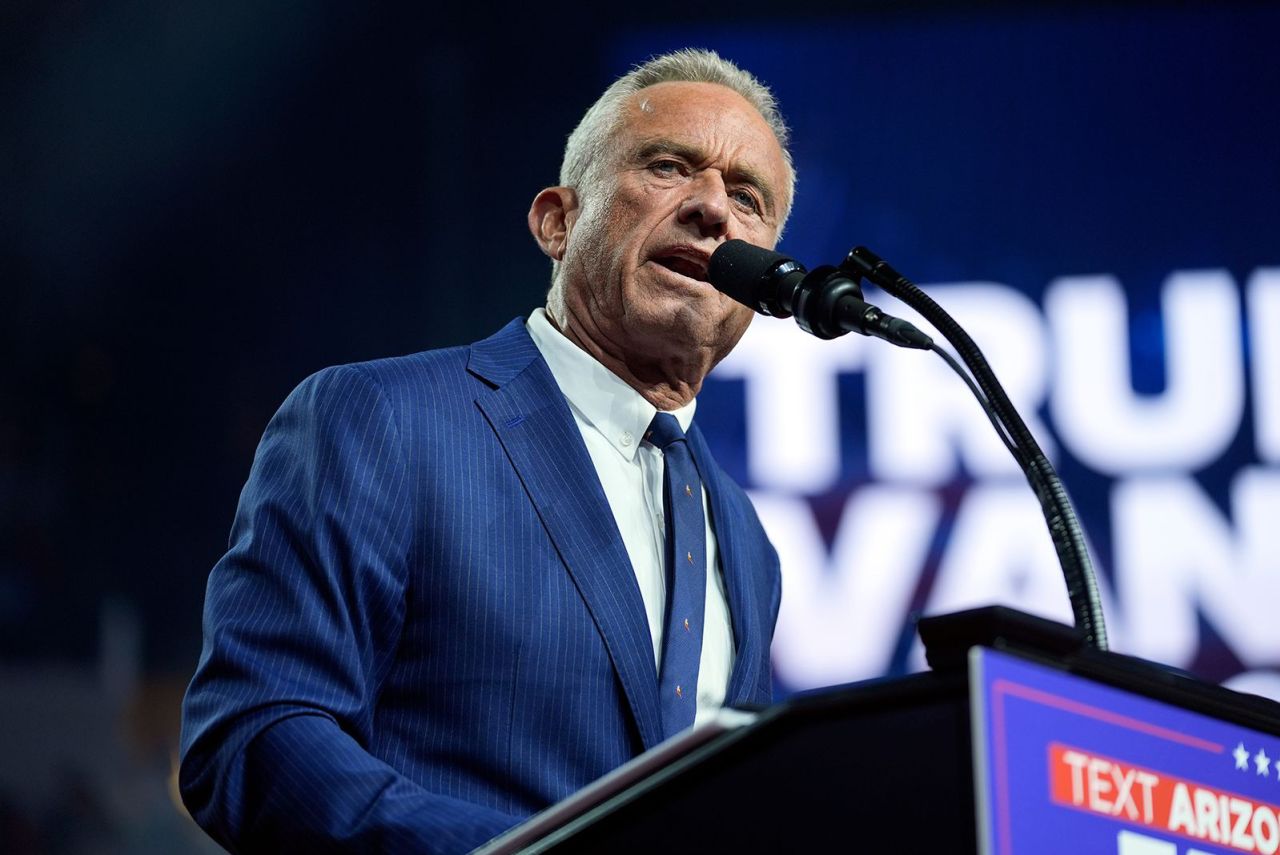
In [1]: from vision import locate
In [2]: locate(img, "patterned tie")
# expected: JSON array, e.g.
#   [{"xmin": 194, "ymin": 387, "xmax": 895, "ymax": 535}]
[{"xmin": 646, "ymin": 412, "xmax": 708, "ymax": 739}]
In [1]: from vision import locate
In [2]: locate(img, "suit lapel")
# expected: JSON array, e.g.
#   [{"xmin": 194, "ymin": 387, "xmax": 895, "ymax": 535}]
[
  {"xmin": 469, "ymin": 321, "xmax": 665, "ymax": 750},
  {"xmin": 688, "ymin": 425, "xmax": 763, "ymax": 708}
]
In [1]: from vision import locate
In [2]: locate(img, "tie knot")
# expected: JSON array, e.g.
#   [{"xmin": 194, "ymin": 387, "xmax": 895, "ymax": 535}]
[{"xmin": 645, "ymin": 412, "xmax": 686, "ymax": 450}]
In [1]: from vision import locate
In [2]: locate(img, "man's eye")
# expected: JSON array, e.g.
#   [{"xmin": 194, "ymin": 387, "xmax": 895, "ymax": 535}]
[
  {"xmin": 731, "ymin": 189, "xmax": 761, "ymax": 213},
  {"xmin": 650, "ymin": 160, "xmax": 682, "ymax": 176}
]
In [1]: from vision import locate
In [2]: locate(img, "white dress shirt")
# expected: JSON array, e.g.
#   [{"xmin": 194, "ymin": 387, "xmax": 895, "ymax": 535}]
[{"xmin": 526, "ymin": 308, "xmax": 735, "ymax": 727}]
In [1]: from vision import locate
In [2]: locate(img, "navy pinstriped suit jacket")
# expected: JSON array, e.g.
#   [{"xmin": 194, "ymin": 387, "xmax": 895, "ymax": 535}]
[{"xmin": 179, "ymin": 318, "xmax": 782, "ymax": 854}]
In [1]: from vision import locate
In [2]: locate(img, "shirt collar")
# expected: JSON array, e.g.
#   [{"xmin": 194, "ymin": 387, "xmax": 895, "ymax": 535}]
[{"xmin": 526, "ymin": 308, "xmax": 696, "ymax": 462}]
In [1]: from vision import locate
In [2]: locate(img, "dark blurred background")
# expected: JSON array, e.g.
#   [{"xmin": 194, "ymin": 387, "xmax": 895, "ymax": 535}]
[
  {"xmin": 8, "ymin": 5, "xmax": 625, "ymax": 850},
  {"xmin": 3, "ymin": 2, "xmax": 1278, "ymax": 851}
]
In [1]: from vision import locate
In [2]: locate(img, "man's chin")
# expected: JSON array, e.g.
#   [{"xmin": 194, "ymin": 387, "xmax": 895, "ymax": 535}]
[{"xmin": 623, "ymin": 303, "xmax": 747, "ymax": 359}]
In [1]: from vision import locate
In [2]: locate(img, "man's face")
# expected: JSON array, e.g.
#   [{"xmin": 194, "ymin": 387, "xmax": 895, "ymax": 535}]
[{"xmin": 556, "ymin": 81, "xmax": 790, "ymax": 368}]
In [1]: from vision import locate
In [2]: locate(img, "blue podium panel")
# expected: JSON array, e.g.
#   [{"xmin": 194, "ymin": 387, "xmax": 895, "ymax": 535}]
[{"xmin": 972, "ymin": 649, "xmax": 1280, "ymax": 855}]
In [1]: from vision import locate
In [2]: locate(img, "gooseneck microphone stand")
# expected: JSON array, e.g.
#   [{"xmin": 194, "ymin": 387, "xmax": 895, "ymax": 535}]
[
  {"xmin": 708, "ymin": 239, "xmax": 1109, "ymax": 651},
  {"xmin": 841, "ymin": 247, "xmax": 1108, "ymax": 651}
]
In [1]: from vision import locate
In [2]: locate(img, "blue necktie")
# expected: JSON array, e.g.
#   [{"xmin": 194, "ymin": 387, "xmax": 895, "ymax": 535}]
[{"xmin": 646, "ymin": 412, "xmax": 707, "ymax": 739}]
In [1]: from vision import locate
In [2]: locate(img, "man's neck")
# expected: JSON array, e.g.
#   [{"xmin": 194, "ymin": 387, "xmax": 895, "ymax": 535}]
[{"xmin": 546, "ymin": 307, "xmax": 704, "ymax": 411}]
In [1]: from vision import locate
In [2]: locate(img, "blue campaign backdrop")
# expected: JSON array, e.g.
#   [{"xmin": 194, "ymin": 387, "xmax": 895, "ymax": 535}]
[{"xmin": 614, "ymin": 5, "xmax": 1280, "ymax": 694}]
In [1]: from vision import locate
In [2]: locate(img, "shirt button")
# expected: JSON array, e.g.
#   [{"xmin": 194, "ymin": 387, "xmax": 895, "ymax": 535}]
[{"xmin": 620, "ymin": 431, "xmax": 634, "ymax": 447}]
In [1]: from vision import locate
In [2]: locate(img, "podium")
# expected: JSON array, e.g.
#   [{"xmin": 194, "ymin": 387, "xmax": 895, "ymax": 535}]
[{"xmin": 479, "ymin": 608, "xmax": 1280, "ymax": 854}]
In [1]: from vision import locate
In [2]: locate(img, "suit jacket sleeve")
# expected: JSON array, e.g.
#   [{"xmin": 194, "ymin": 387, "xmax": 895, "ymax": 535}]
[{"xmin": 179, "ymin": 364, "xmax": 520, "ymax": 854}]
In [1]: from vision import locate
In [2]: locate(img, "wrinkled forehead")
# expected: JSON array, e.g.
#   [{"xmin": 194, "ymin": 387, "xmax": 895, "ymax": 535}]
[
  {"xmin": 616, "ymin": 81, "xmax": 789, "ymax": 200},
  {"xmin": 621, "ymin": 82, "xmax": 780, "ymax": 155}
]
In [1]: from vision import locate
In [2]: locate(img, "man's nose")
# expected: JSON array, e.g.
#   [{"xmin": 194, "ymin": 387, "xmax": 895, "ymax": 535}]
[{"xmin": 676, "ymin": 172, "xmax": 731, "ymax": 237}]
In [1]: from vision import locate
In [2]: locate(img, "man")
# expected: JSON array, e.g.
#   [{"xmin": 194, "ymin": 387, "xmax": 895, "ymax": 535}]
[{"xmin": 180, "ymin": 49, "xmax": 792, "ymax": 854}]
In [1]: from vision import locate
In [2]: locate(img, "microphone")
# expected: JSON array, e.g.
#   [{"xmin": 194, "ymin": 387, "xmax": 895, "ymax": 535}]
[
  {"xmin": 708, "ymin": 240, "xmax": 933, "ymax": 349},
  {"xmin": 711, "ymin": 239, "xmax": 1108, "ymax": 650}
]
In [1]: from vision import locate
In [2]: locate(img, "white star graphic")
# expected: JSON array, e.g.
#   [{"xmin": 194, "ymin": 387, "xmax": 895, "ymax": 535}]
[
  {"xmin": 1256, "ymin": 748, "xmax": 1271, "ymax": 776},
  {"xmin": 1235, "ymin": 742, "xmax": 1251, "ymax": 771}
]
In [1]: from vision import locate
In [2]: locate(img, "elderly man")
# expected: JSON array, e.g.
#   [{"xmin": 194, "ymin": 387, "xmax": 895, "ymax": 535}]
[{"xmin": 180, "ymin": 49, "xmax": 791, "ymax": 853}]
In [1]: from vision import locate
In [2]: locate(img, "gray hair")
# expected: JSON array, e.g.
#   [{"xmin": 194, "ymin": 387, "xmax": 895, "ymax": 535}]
[{"xmin": 546, "ymin": 49, "xmax": 796, "ymax": 313}]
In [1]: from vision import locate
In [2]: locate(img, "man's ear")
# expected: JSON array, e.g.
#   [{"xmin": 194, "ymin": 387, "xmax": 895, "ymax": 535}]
[{"xmin": 527, "ymin": 187, "xmax": 578, "ymax": 261}]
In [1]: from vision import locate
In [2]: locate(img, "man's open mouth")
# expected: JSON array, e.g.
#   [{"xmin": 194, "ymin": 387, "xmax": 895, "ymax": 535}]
[{"xmin": 654, "ymin": 254, "xmax": 709, "ymax": 282}]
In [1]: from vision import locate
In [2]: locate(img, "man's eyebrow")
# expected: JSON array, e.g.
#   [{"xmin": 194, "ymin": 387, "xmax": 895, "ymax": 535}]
[
  {"xmin": 632, "ymin": 138, "xmax": 778, "ymax": 216},
  {"xmin": 633, "ymin": 139, "xmax": 701, "ymax": 164}
]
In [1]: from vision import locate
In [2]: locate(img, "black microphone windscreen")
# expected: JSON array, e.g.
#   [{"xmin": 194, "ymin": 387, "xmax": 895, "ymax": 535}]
[{"xmin": 708, "ymin": 239, "xmax": 793, "ymax": 310}]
